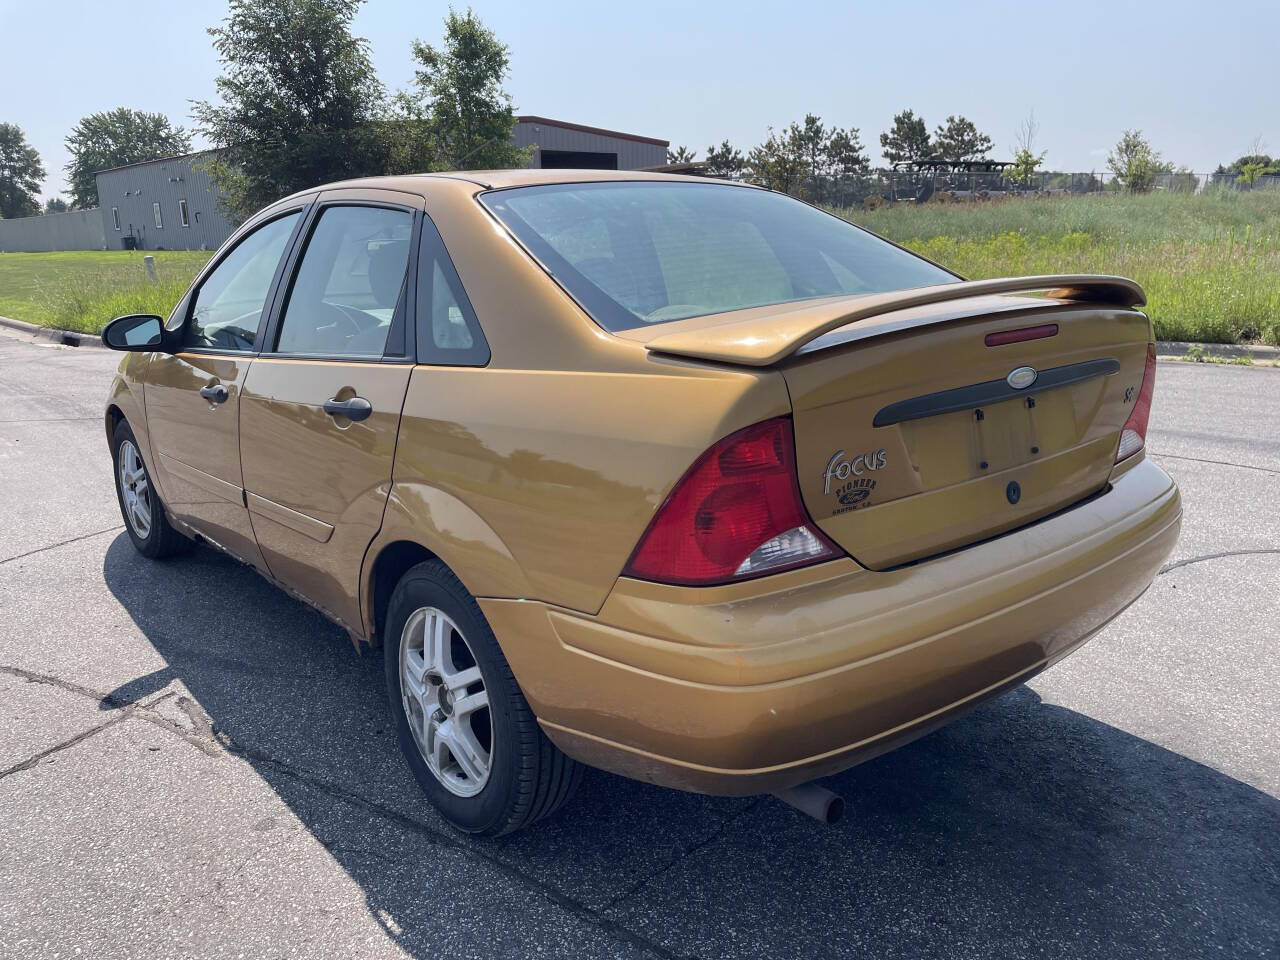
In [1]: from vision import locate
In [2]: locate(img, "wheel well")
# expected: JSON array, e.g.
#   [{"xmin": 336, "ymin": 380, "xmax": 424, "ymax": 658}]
[
  {"xmin": 106, "ymin": 404, "xmax": 124, "ymax": 442},
  {"xmin": 370, "ymin": 540, "xmax": 438, "ymax": 645}
]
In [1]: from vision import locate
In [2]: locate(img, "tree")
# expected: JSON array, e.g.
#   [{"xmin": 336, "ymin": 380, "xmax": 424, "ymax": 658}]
[
  {"xmin": 666, "ymin": 145, "xmax": 695, "ymax": 164},
  {"xmin": 44, "ymin": 196, "xmax": 69, "ymax": 214},
  {"xmin": 933, "ymin": 115, "xmax": 993, "ymax": 161},
  {"xmin": 745, "ymin": 124, "xmax": 806, "ymax": 196},
  {"xmin": 704, "ymin": 139, "xmax": 744, "ymax": 179},
  {"xmin": 1238, "ymin": 161, "xmax": 1268, "ymax": 187},
  {"xmin": 193, "ymin": 0, "xmax": 390, "ymax": 220},
  {"xmin": 1009, "ymin": 109, "xmax": 1046, "ymax": 186},
  {"xmin": 64, "ymin": 108, "xmax": 190, "ymax": 208},
  {"xmin": 0, "ymin": 123, "xmax": 45, "ymax": 219},
  {"xmin": 825, "ymin": 126, "xmax": 870, "ymax": 206},
  {"xmin": 795, "ymin": 114, "xmax": 829, "ymax": 191},
  {"xmin": 879, "ymin": 109, "xmax": 931, "ymax": 164},
  {"xmin": 1107, "ymin": 129, "xmax": 1163, "ymax": 192},
  {"xmin": 404, "ymin": 9, "xmax": 529, "ymax": 171}
]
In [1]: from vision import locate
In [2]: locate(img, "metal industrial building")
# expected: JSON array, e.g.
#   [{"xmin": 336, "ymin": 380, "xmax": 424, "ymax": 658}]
[
  {"xmin": 0, "ymin": 116, "xmax": 668, "ymax": 253},
  {"xmin": 96, "ymin": 151, "xmax": 234, "ymax": 252},
  {"xmin": 512, "ymin": 116, "xmax": 667, "ymax": 170}
]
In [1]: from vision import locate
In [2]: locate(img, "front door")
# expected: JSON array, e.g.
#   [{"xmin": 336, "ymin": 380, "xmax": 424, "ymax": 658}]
[
  {"xmin": 145, "ymin": 209, "xmax": 305, "ymax": 570},
  {"xmin": 239, "ymin": 195, "xmax": 419, "ymax": 632}
]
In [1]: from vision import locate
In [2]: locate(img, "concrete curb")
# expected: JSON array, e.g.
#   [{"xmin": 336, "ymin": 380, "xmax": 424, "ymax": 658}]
[
  {"xmin": 1156, "ymin": 340, "xmax": 1278, "ymax": 363},
  {"xmin": 0, "ymin": 314, "xmax": 104, "ymax": 349}
]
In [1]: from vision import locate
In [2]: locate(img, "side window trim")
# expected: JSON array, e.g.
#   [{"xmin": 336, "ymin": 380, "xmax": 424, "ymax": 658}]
[
  {"xmin": 414, "ymin": 213, "xmax": 490, "ymax": 367},
  {"xmin": 177, "ymin": 202, "xmax": 314, "ymax": 356},
  {"xmin": 258, "ymin": 199, "xmax": 421, "ymax": 364}
]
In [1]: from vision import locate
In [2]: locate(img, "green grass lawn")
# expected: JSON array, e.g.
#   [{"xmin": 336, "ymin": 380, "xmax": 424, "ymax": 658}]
[
  {"xmin": 0, "ymin": 250, "xmax": 211, "ymax": 334},
  {"xmin": 838, "ymin": 189, "xmax": 1280, "ymax": 344}
]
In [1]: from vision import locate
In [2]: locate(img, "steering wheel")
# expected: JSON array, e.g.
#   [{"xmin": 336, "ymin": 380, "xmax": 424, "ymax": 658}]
[
  {"xmin": 191, "ymin": 309, "xmax": 261, "ymax": 351},
  {"xmin": 326, "ymin": 300, "xmax": 381, "ymax": 333}
]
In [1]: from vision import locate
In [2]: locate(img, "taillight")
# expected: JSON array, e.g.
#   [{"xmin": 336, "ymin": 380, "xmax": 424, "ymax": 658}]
[
  {"xmin": 1116, "ymin": 343, "xmax": 1157, "ymax": 462},
  {"xmin": 623, "ymin": 417, "xmax": 841, "ymax": 586}
]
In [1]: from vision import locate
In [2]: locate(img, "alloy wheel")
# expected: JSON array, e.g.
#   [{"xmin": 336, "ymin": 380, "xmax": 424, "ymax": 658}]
[
  {"xmin": 399, "ymin": 606, "xmax": 493, "ymax": 797},
  {"xmin": 118, "ymin": 440, "xmax": 152, "ymax": 540}
]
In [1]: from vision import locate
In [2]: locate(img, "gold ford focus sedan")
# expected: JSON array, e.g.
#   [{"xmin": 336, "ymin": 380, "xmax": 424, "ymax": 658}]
[{"xmin": 102, "ymin": 171, "xmax": 1181, "ymax": 834}]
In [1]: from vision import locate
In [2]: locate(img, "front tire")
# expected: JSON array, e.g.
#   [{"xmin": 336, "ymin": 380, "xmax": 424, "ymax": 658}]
[
  {"xmin": 384, "ymin": 559, "xmax": 582, "ymax": 835},
  {"xmin": 111, "ymin": 419, "xmax": 191, "ymax": 559}
]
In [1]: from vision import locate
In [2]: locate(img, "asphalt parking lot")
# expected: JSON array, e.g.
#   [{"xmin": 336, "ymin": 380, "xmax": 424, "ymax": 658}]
[{"xmin": 1, "ymin": 326, "xmax": 1277, "ymax": 960}]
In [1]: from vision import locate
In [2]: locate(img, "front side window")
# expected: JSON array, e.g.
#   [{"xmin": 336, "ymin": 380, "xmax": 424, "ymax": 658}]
[
  {"xmin": 482, "ymin": 182, "xmax": 957, "ymax": 332},
  {"xmin": 275, "ymin": 205, "xmax": 413, "ymax": 358},
  {"xmin": 153, "ymin": 202, "xmax": 163, "ymax": 229},
  {"xmin": 186, "ymin": 212, "xmax": 301, "ymax": 351}
]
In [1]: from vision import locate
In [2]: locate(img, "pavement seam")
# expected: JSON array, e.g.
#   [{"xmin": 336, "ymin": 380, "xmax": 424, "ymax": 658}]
[
  {"xmin": 0, "ymin": 663, "xmax": 699, "ymax": 960},
  {"xmin": 1158, "ymin": 548, "xmax": 1280, "ymax": 576},
  {"xmin": 0, "ymin": 691, "xmax": 175, "ymax": 781},
  {"xmin": 597, "ymin": 798, "xmax": 766, "ymax": 914},
  {"xmin": 0, "ymin": 525, "xmax": 123, "ymax": 566},
  {"xmin": 0, "ymin": 663, "xmax": 144, "ymax": 707},
  {"xmin": 1148, "ymin": 451, "xmax": 1280, "ymax": 477}
]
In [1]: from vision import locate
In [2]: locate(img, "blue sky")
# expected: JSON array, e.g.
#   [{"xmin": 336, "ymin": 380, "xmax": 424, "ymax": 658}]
[{"xmin": 2, "ymin": 0, "xmax": 1274, "ymax": 202}]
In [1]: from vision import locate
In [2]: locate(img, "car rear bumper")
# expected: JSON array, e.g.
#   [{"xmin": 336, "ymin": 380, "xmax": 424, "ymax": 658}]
[{"xmin": 479, "ymin": 455, "xmax": 1181, "ymax": 795}]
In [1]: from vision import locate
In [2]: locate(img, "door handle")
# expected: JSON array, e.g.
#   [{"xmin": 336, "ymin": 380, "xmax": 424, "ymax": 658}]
[
  {"xmin": 323, "ymin": 396, "xmax": 373, "ymax": 422},
  {"xmin": 199, "ymin": 383, "xmax": 229, "ymax": 405}
]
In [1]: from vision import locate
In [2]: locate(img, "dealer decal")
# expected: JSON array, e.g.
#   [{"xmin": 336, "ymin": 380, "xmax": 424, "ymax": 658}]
[{"xmin": 822, "ymin": 448, "xmax": 887, "ymax": 494}]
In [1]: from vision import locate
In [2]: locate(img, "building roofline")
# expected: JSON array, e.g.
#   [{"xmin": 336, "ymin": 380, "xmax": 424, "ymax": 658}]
[
  {"xmin": 516, "ymin": 115, "xmax": 668, "ymax": 148},
  {"xmin": 95, "ymin": 149, "xmax": 220, "ymax": 176}
]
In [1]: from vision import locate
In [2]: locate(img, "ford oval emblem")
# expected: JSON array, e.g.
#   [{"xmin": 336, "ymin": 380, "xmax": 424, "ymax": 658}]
[{"xmin": 1007, "ymin": 366, "xmax": 1038, "ymax": 390}]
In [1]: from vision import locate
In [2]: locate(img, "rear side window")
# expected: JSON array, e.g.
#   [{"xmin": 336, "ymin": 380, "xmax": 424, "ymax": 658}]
[
  {"xmin": 275, "ymin": 205, "xmax": 413, "ymax": 358},
  {"xmin": 187, "ymin": 211, "xmax": 300, "ymax": 351},
  {"xmin": 415, "ymin": 216, "xmax": 489, "ymax": 365},
  {"xmin": 482, "ymin": 182, "xmax": 957, "ymax": 332}
]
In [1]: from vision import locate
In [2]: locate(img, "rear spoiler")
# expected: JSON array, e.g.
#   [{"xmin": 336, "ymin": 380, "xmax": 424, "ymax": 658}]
[{"xmin": 643, "ymin": 275, "xmax": 1145, "ymax": 367}]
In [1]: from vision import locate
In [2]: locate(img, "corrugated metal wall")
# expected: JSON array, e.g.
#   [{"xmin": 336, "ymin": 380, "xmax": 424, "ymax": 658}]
[
  {"xmin": 513, "ymin": 121, "xmax": 667, "ymax": 170},
  {"xmin": 0, "ymin": 208, "xmax": 106, "ymax": 252},
  {"xmin": 95, "ymin": 153, "xmax": 234, "ymax": 251}
]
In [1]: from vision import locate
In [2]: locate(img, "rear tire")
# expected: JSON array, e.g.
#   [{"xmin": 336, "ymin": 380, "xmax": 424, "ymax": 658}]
[
  {"xmin": 111, "ymin": 419, "xmax": 191, "ymax": 559},
  {"xmin": 384, "ymin": 559, "xmax": 582, "ymax": 835}
]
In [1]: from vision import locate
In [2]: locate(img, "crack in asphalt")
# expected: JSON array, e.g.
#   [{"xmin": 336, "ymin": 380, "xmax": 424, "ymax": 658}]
[
  {"xmin": 1148, "ymin": 450, "xmax": 1280, "ymax": 477},
  {"xmin": 1158, "ymin": 548, "xmax": 1280, "ymax": 576},
  {"xmin": 598, "ymin": 797, "xmax": 766, "ymax": 913},
  {"xmin": 0, "ymin": 525, "xmax": 123, "ymax": 566},
  {"xmin": 0, "ymin": 663, "xmax": 700, "ymax": 960},
  {"xmin": 0, "ymin": 685, "xmax": 176, "ymax": 781}
]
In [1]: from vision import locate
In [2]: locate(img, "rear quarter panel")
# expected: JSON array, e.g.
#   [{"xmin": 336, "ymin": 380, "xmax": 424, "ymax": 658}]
[{"xmin": 386, "ymin": 362, "xmax": 790, "ymax": 615}]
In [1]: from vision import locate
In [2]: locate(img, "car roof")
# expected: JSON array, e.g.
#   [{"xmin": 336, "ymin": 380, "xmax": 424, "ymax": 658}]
[{"xmin": 296, "ymin": 168, "xmax": 750, "ymax": 196}]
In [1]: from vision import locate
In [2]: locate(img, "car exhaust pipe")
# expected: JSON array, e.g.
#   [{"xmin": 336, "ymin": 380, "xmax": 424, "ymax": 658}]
[{"xmin": 771, "ymin": 782, "xmax": 844, "ymax": 825}]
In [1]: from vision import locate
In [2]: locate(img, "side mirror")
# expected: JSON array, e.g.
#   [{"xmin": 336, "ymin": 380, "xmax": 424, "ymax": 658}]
[{"xmin": 103, "ymin": 314, "xmax": 166, "ymax": 352}]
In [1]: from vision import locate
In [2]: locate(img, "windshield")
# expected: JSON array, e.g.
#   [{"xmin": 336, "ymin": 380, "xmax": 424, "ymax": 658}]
[{"xmin": 481, "ymin": 181, "xmax": 958, "ymax": 332}]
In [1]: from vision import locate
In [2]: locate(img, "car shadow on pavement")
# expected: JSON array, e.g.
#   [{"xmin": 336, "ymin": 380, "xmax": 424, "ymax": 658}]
[{"xmin": 102, "ymin": 536, "xmax": 1280, "ymax": 959}]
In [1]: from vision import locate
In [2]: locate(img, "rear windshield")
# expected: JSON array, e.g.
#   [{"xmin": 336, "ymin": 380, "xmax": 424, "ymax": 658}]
[{"xmin": 481, "ymin": 181, "xmax": 957, "ymax": 332}]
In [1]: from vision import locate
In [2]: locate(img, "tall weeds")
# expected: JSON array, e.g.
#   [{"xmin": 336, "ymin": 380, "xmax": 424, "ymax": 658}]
[{"xmin": 835, "ymin": 189, "xmax": 1280, "ymax": 344}]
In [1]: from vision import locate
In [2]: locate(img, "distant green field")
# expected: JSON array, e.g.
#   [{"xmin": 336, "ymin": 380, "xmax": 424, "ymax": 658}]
[
  {"xmin": 3, "ymin": 189, "xmax": 1279, "ymax": 344},
  {"xmin": 839, "ymin": 189, "xmax": 1280, "ymax": 345},
  {"xmin": 0, "ymin": 250, "xmax": 211, "ymax": 334}
]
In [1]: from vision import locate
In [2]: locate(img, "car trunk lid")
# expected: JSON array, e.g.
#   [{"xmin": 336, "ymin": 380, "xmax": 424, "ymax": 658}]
[{"xmin": 637, "ymin": 276, "xmax": 1151, "ymax": 570}]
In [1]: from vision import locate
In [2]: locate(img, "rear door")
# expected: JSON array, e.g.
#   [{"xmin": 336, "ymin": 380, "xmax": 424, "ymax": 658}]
[
  {"xmin": 238, "ymin": 190, "xmax": 420, "ymax": 631},
  {"xmin": 144, "ymin": 207, "xmax": 307, "ymax": 570}
]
